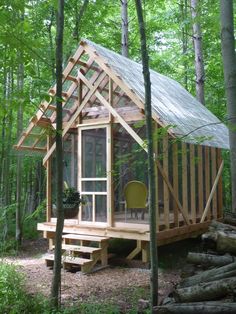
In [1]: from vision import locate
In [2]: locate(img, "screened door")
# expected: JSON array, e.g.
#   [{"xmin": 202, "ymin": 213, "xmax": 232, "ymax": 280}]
[{"xmin": 78, "ymin": 126, "xmax": 108, "ymax": 225}]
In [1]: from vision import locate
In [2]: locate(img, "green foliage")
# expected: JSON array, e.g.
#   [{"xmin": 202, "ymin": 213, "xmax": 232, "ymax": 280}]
[
  {"xmin": 76, "ymin": 287, "xmax": 150, "ymax": 314},
  {"xmin": 23, "ymin": 200, "xmax": 47, "ymax": 239},
  {"xmin": 0, "ymin": 262, "xmax": 48, "ymax": 314},
  {"xmin": 0, "ymin": 262, "xmax": 150, "ymax": 314},
  {"xmin": 76, "ymin": 301, "xmax": 120, "ymax": 314}
]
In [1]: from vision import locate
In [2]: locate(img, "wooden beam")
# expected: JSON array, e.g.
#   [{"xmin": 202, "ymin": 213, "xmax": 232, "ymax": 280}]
[
  {"xmin": 211, "ymin": 147, "xmax": 218, "ymax": 219},
  {"xmin": 182, "ymin": 143, "xmax": 188, "ymax": 222},
  {"xmin": 204, "ymin": 146, "xmax": 211, "ymax": 220},
  {"xmin": 154, "ymin": 123, "xmax": 159, "ymax": 231},
  {"xmin": 13, "ymin": 145, "xmax": 46, "ymax": 152},
  {"xmin": 190, "ymin": 145, "xmax": 196, "ymax": 223},
  {"xmin": 172, "ymin": 142, "xmax": 179, "ymax": 227},
  {"xmin": 197, "ymin": 145, "xmax": 204, "ymax": 218},
  {"xmin": 64, "ymin": 74, "xmax": 78, "ymax": 82},
  {"xmin": 81, "ymin": 41, "xmax": 175, "ymax": 137},
  {"xmin": 50, "ymin": 55, "xmax": 97, "ymax": 123},
  {"xmin": 163, "ymin": 135, "xmax": 169, "ymax": 229},
  {"xmin": 217, "ymin": 149, "xmax": 223, "ymax": 218},
  {"xmin": 108, "ymin": 78, "xmax": 114, "ymax": 227},
  {"xmin": 46, "ymin": 136, "xmax": 52, "ymax": 222},
  {"xmin": 200, "ymin": 160, "xmax": 224, "ymax": 223},
  {"xmin": 43, "ymin": 72, "xmax": 107, "ymax": 165}
]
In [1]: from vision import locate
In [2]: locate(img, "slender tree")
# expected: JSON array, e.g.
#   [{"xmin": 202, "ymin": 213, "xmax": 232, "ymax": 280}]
[
  {"xmin": 50, "ymin": 0, "xmax": 64, "ymax": 308},
  {"xmin": 180, "ymin": 0, "xmax": 189, "ymax": 90},
  {"xmin": 121, "ymin": 0, "xmax": 129, "ymax": 57},
  {"xmin": 73, "ymin": 0, "xmax": 89, "ymax": 41},
  {"xmin": 190, "ymin": 0, "xmax": 205, "ymax": 105},
  {"xmin": 220, "ymin": 0, "xmax": 236, "ymax": 212},
  {"xmin": 135, "ymin": 0, "xmax": 158, "ymax": 310},
  {"xmin": 16, "ymin": 17, "xmax": 25, "ymax": 246}
]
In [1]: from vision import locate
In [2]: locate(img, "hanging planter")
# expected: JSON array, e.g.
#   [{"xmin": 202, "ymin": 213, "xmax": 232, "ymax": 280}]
[
  {"xmin": 53, "ymin": 187, "xmax": 84, "ymax": 219},
  {"xmin": 63, "ymin": 187, "xmax": 84, "ymax": 219}
]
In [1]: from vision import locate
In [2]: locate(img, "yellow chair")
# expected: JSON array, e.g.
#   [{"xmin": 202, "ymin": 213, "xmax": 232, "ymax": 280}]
[{"xmin": 124, "ymin": 181, "xmax": 148, "ymax": 220}]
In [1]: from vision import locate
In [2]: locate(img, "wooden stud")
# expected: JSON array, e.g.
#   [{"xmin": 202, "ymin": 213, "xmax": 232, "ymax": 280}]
[
  {"xmin": 163, "ymin": 134, "xmax": 169, "ymax": 229},
  {"xmin": 197, "ymin": 145, "xmax": 204, "ymax": 219},
  {"xmin": 217, "ymin": 148, "xmax": 223, "ymax": 218},
  {"xmin": 172, "ymin": 142, "xmax": 179, "ymax": 227},
  {"xmin": 108, "ymin": 78, "xmax": 114, "ymax": 227},
  {"xmin": 182, "ymin": 143, "xmax": 188, "ymax": 222},
  {"xmin": 200, "ymin": 160, "xmax": 224, "ymax": 223},
  {"xmin": 107, "ymin": 124, "xmax": 113, "ymax": 226},
  {"xmin": 211, "ymin": 147, "xmax": 217, "ymax": 219},
  {"xmin": 46, "ymin": 136, "xmax": 52, "ymax": 222},
  {"xmin": 204, "ymin": 146, "xmax": 211, "ymax": 220},
  {"xmin": 190, "ymin": 145, "xmax": 196, "ymax": 223},
  {"xmin": 154, "ymin": 123, "xmax": 159, "ymax": 231},
  {"xmin": 141, "ymin": 240, "xmax": 150, "ymax": 263}
]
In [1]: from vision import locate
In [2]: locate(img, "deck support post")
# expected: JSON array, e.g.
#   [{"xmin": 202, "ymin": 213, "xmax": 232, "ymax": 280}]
[
  {"xmin": 127, "ymin": 240, "xmax": 150, "ymax": 263},
  {"xmin": 100, "ymin": 241, "xmax": 108, "ymax": 266}
]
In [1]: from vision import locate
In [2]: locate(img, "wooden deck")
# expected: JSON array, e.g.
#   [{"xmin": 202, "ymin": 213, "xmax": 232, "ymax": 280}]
[
  {"xmin": 38, "ymin": 220, "xmax": 210, "ymax": 245},
  {"xmin": 38, "ymin": 219, "xmax": 210, "ymax": 267}
]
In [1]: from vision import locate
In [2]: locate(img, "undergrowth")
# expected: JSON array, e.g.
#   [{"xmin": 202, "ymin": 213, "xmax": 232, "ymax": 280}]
[{"xmin": 0, "ymin": 262, "xmax": 150, "ymax": 313}]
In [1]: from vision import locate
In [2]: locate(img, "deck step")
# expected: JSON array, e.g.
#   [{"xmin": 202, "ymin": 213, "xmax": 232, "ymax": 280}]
[
  {"xmin": 62, "ymin": 233, "xmax": 109, "ymax": 242},
  {"xmin": 61, "ymin": 244, "xmax": 101, "ymax": 254},
  {"xmin": 44, "ymin": 253, "xmax": 95, "ymax": 273},
  {"xmin": 45, "ymin": 253, "xmax": 93, "ymax": 265}
]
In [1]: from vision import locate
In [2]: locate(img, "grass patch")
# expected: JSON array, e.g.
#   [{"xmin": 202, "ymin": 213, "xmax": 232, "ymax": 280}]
[{"xmin": 77, "ymin": 286, "xmax": 150, "ymax": 314}]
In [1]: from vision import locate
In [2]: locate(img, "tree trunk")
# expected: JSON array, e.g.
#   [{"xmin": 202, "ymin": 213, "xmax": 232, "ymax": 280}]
[
  {"xmin": 179, "ymin": 261, "xmax": 236, "ymax": 288},
  {"xmin": 187, "ymin": 252, "xmax": 235, "ymax": 267},
  {"xmin": 47, "ymin": 8, "xmax": 56, "ymax": 80},
  {"xmin": 16, "ymin": 61, "xmax": 24, "ymax": 247},
  {"xmin": 220, "ymin": 0, "xmax": 236, "ymax": 212},
  {"xmin": 73, "ymin": 0, "xmax": 89, "ymax": 41},
  {"xmin": 180, "ymin": 0, "xmax": 188, "ymax": 90},
  {"xmin": 174, "ymin": 277, "xmax": 236, "ymax": 302},
  {"xmin": 190, "ymin": 0, "xmax": 205, "ymax": 105},
  {"xmin": 155, "ymin": 302, "xmax": 236, "ymax": 314},
  {"xmin": 121, "ymin": 0, "xmax": 129, "ymax": 57},
  {"xmin": 50, "ymin": 0, "xmax": 64, "ymax": 308},
  {"xmin": 135, "ymin": 0, "xmax": 158, "ymax": 310}
]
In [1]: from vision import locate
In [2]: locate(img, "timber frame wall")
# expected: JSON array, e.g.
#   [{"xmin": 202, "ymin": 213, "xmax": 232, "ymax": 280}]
[{"xmin": 16, "ymin": 40, "xmax": 224, "ymax": 245}]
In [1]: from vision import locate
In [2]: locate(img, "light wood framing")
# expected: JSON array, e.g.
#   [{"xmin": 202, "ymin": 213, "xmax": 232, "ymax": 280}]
[
  {"xmin": 172, "ymin": 142, "xmax": 179, "ymax": 227},
  {"xmin": 163, "ymin": 135, "xmax": 170, "ymax": 229}
]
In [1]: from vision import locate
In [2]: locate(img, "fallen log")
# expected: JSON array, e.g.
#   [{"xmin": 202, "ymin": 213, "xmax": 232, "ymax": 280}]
[
  {"xmin": 224, "ymin": 211, "xmax": 236, "ymax": 226},
  {"xmin": 187, "ymin": 252, "xmax": 234, "ymax": 267},
  {"xmin": 209, "ymin": 220, "xmax": 236, "ymax": 232},
  {"xmin": 217, "ymin": 230, "xmax": 236, "ymax": 254},
  {"xmin": 174, "ymin": 277, "xmax": 236, "ymax": 302},
  {"xmin": 154, "ymin": 302, "xmax": 236, "ymax": 314},
  {"xmin": 179, "ymin": 261, "xmax": 236, "ymax": 288}
]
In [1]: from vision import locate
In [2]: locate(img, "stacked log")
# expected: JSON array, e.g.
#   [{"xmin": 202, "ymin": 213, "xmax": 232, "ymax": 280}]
[{"xmin": 156, "ymin": 221, "xmax": 236, "ymax": 314}]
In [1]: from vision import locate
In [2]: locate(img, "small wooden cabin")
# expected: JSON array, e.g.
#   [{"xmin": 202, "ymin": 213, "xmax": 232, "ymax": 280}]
[{"xmin": 16, "ymin": 39, "xmax": 229, "ymax": 267}]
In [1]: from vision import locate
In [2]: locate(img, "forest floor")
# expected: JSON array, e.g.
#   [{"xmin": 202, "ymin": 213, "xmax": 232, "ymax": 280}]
[{"xmin": 2, "ymin": 237, "xmax": 199, "ymax": 311}]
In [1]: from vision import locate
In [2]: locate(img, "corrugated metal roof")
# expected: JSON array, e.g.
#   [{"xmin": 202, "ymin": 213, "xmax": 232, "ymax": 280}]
[{"xmin": 84, "ymin": 39, "xmax": 229, "ymax": 149}]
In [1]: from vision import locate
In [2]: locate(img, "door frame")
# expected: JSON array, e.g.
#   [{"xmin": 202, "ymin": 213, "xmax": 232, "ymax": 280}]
[{"xmin": 78, "ymin": 123, "xmax": 112, "ymax": 227}]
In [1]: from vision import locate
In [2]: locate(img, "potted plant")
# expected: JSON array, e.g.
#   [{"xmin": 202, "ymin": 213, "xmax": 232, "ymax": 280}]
[
  {"xmin": 62, "ymin": 187, "xmax": 83, "ymax": 219},
  {"xmin": 53, "ymin": 186, "xmax": 84, "ymax": 219}
]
